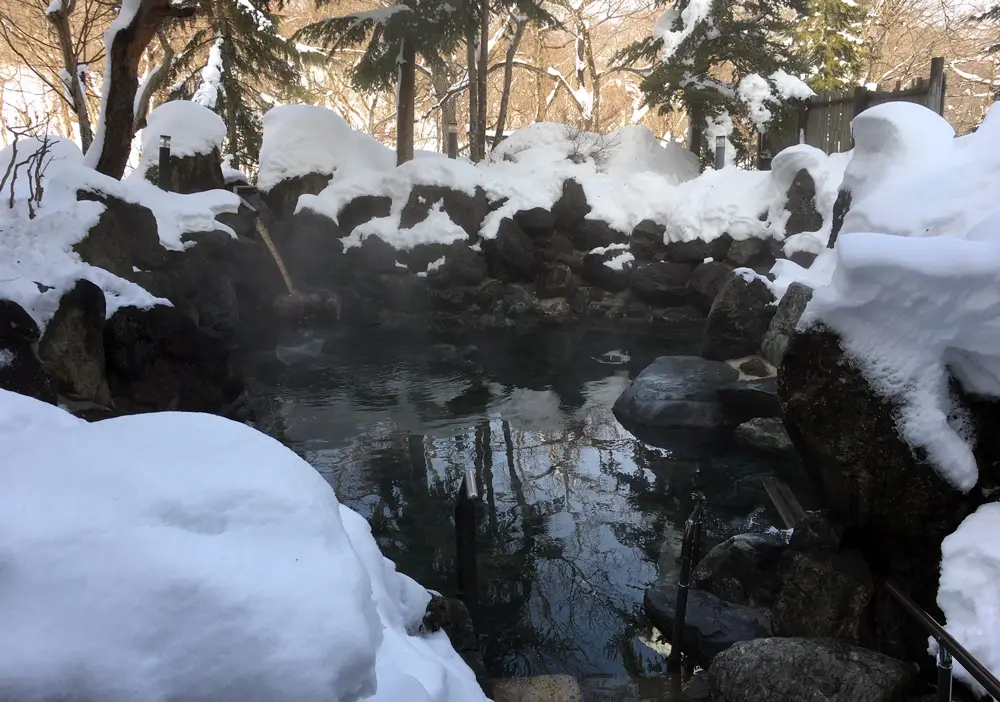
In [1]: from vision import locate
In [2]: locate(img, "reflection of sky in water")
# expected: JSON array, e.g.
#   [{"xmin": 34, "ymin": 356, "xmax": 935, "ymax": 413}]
[{"xmin": 246, "ymin": 330, "xmax": 795, "ymax": 699}]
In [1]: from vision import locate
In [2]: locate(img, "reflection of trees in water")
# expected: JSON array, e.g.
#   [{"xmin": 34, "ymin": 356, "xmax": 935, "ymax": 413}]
[{"xmin": 334, "ymin": 408, "xmax": 680, "ymax": 682}]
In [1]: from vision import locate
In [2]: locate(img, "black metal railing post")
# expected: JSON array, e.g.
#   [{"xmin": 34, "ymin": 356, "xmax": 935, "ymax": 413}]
[
  {"xmin": 158, "ymin": 135, "xmax": 172, "ymax": 191},
  {"xmin": 937, "ymin": 644, "xmax": 954, "ymax": 702},
  {"xmin": 447, "ymin": 123, "xmax": 459, "ymax": 159},
  {"xmin": 455, "ymin": 468, "xmax": 479, "ymax": 623},
  {"xmin": 668, "ymin": 504, "xmax": 703, "ymax": 673}
]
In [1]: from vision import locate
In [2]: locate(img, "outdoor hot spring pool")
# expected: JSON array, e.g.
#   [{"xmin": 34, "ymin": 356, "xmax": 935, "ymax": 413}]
[{"xmin": 234, "ymin": 323, "xmax": 802, "ymax": 701}]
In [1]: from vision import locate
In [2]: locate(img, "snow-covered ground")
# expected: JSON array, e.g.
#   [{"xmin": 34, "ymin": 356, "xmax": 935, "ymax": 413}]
[{"xmin": 0, "ymin": 388, "xmax": 488, "ymax": 702}]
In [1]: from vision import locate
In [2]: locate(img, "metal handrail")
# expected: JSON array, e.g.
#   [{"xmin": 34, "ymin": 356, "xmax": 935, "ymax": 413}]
[
  {"xmin": 667, "ymin": 504, "xmax": 704, "ymax": 672},
  {"xmin": 455, "ymin": 469, "xmax": 480, "ymax": 624},
  {"xmin": 884, "ymin": 580, "xmax": 1000, "ymax": 701}
]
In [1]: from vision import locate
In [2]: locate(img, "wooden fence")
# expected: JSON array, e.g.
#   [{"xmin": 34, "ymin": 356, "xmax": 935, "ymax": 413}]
[{"xmin": 760, "ymin": 57, "xmax": 947, "ymax": 162}]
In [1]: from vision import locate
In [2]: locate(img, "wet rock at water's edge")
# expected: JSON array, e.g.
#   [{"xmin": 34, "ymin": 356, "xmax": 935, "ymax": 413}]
[
  {"xmin": 717, "ymin": 377, "xmax": 780, "ymax": 422},
  {"xmin": 735, "ymin": 417, "xmax": 795, "ymax": 457},
  {"xmin": 613, "ymin": 356, "xmax": 739, "ymax": 431},
  {"xmin": 644, "ymin": 584, "xmax": 771, "ymax": 669},
  {"xmin": 691, "ymin": 532, "xmax": 787, "ymax": 620},
  {"xmin": 702, "ymin": 272, "xmax": 777, "ymax": 361},
  {"xmin": 708, "ymin": 637, "xmax": 916, "ymax": 702},
  {"xmin": 760, "ymin": 282, "xmax": 813, "ymax": 367},
  {"xmin": 688, "ymin": 261, "xmax": 734, "ymax": 314},
  {"xmin": 0, "ymin": 298, "xmax": 57, "ymax": 404}
]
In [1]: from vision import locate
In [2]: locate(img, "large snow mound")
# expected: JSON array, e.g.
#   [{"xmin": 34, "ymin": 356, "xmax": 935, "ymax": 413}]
[
  {"xmin": 0, "ymin": 389, "xmax": 488, "ymax": 702},
  {"xmin": 937, "ymin": 502, "xmax": 1000, "ymax": 696},
  {"xmin": 136, "ymin": 100, "xmax": 227, "ymax": 176},
  {"xmin": 790, "ymin": 101, "xmax": 1000, "ymax": 491},
  {"xmin": 257, "ymin": 104, "xmax": 397, "ymax": 192},
  {"xmin": 0, "ymin": 136, "xmax": 83, "ymax": 201}
]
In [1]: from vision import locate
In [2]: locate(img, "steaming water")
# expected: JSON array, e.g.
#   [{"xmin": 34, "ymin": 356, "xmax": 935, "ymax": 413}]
[{"xmin": 237, "ymin": 325, "xmax": 805, "ymax": 701}]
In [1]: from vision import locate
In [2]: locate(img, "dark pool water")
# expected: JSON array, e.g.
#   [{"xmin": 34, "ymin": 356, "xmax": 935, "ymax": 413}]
[{"xmin": 236, "ymin": 324, "xmax": 803, "ymax": 701}]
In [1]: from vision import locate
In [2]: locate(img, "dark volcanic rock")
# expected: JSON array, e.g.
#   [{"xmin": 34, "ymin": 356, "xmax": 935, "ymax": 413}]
[
  {"xmin": 829, "ymin": 189, "xmax": 852, "ymax": 248},
  {"xmin": 739, "ymin": 357, "xmax": 769, "ymax": 377},
  {"xmin": 717, "ymin": 377, "xmax": 780, "ymax": 421},
  {"xmin": 788, "ymin": 510, "xmax": 844, "ymax": 552},
  {"xmin": 566, "ymin": 219, "xmax": 628, "ymax": 252},
  {"xmin": 726, "ymin": 238, "xmax": 772, "ymax": 268},
  {"xmin": 688, "ymin": 261, "xmax": 734, "ymax": 313},
  {"xmin": 664, "ymin": 237, "xmax": 731, "ymax": 264},
  {"xmin": 513, "ymin": 207, "xmax": 555, "ymax": 238},
  {"xmin": 399, "ymin": 184, "xmax": 488, "ymax": 238},
  {"xmin": 613, "ymin": 356, "xmax": 739, "ymax": 430},
  {"xmin": 264, "ymin": 172, "xmax": 332, "ymax": 221},
  {"xmin": 38, "ymin": 279, "xmax": 110, "ymax": 405},
  {"xmin": 631, "ymin": 262, "xmax": 694, "ymax": 306},
  {"xmin": 145, "ymin": 148, "xmax": 226, "ymax": 195},
  {"xmin": 735, "ymin": 417, "xmax": 795, "ymax": 456},
  {"xmin": 284, "ymin": 208, "xmax": 347, "ymax": 287},
  {"xmin": 645, "ymin": 584, "xmax": 770, "ymax": 668},
  {"xmin": 338, "ymin": 195, "xmax": 392, "ymax": 236},
  {"xmin": 783, "ymin": 169, "xmax": 824, "ymax": 236},
  {"xmin": 778, "ymin": 327, "xmax": 1000, "ymax": 647},
  {"xmin": 708, "ymin": 637, "xmax": 916, "ymax": 702},
  {"xmin": 760, "ymin": 282, "xmax": 813, "ymax": 367},
  {"xmin": 630, "ymin": 219, "xmax": 666, "ymax": 261},
  {"xmin": 581, "ymin": 249, "xmax": 632, "ymax": 292},
  {"xmin": 0, "ymin": 299, "xmax": 56, "ymax": 404},
  {"xmin": 537, "ymin": 263, "xmax": 574, "ymax": 298},
  {"xmin": 489, "ymin": 219, "xmax": 543, "ymax": 282},
  {"xmin": 104, "ymin": 305, "xmax": 238, "ymax": 412},
  {"xmin": 75, "ymin": 190, "xmax": 167, "ymax": 278},
  {"xmin": 692, "ymin": 532, "xmax": 787, "ymax": 617},
  {"xmin": 702, "ymin": 274, "xmax": 777, "ymax": 361},
  {"xmin": 551, "ymin": 178, "xmax": 591, "ymax": 231},
  {"xmin": 345, "ymin": 235, "xmax": 403, "ymax": 274},
  {"xmin": 426, "ymin": 245, "xmax": 488, "ymax": 288}
]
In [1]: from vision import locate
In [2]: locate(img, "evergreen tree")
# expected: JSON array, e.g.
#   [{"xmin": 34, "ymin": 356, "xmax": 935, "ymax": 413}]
[
  {"xmin": 795, "ymin": 0, "xmax": 867, "ymax": 91},
  {"xmin": 166, "ymin": 0, "xmax": 308, "ymax": 168},
  {"xmin": 617, "ymin": 0, "xmax": 811, "ymax": 162}
]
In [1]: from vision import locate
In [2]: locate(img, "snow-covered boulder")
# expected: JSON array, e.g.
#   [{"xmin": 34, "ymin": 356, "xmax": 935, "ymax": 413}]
[
  {"xmin": 136, "ymin": 101, "xmax": 227, "ymax": 194},
  {"xmin": 0, "ymin": 389, "xmax": 489, "ymax": 702}
]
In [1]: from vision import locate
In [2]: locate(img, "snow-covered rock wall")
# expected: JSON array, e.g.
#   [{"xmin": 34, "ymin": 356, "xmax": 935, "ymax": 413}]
[{"xmin": 0, "ymin": 388, "xmax": 488, "ymax": 702}]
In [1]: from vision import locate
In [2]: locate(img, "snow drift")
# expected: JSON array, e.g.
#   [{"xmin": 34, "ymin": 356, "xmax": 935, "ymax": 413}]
[
  {"xmin": 789, "ymin": 101, "xmax": 1000, "ymax": 492},
  {"xmin": 0, "ymin": 389, "xmax": 487, "ymax": 702}
]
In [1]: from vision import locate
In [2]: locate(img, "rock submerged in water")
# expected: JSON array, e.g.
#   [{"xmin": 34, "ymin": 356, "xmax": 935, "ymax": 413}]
[
  {"xmin": 692, "ymin": 533, "xmax": 787, "ymax": 618},
  {"xmin": 644, "ymin": 584, "xmax": 771, "ymax": 669},
  {"xmin": 612, "ymin": 356, "xmax": 739, "ymax": 430},
  {"xmin": 707, "ymin": 637, "xmax": 916, "ymax": 702},
  {"xmin": 735, "ymin": 417, "xmax": 795, "ymax": 456}
]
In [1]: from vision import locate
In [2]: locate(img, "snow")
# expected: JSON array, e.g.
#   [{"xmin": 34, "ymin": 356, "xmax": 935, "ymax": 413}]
[
  {"xmin": 236, "ymin": 0, "xmax": 274, "ymax": 31},
  {"xmin": 738, "ymin": 74, "xmax": 774, "ymax": 131},
  {"xmin": 653, "ymin": 0, "xmax": 713, "ymax": 60},
  {"xmin": 44, "ymin": 0, "xmax": 62, "ymax": 14},
  {"xmin": 936, "ymin": 502, "xmax": 1000, "ymax": 697},
  {"xmin": 84, "ymin": 0, "xmax": 142, "ymax": 170},
  {"xmin": 136, "ymin": 101, "xmax": 227, "ymax": 178},
  {"xmin": 192, "ymin": 37, "xmax": 225, "ymax": 110},
  {"xmin": 0, "ymin": 136, "xmax": 84, "ymax": 200},
  {"xmin": 257, "ymin": 105, "xmax": 397, "ymax": 192},
  {"xmin": 341, "ymin": 198, "xmax": 470, "ymax": 252},
  {"xmin": 0, "ymin": 389, "xmax": 488, "ymax": 702},
  {"xmin": 770, "ymin": 144, "xmax": 852, "ymax": 254},
  {"xmin": 784, "ymin": 101, "xmax": 1000, "ymax": 490},
  {"xmin": 770, "ymin": 69, "xmax": 815, "ymax": 101},
  {"xmin": 704, "ymin": 112, "xmax": 736, "ymax": 166}
]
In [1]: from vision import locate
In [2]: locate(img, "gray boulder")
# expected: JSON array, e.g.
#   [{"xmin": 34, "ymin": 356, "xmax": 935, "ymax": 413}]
[
  {"xmin": 631, "ymin": 262, "xmax": 694, "ymax": 306},
  {"xmin": 0, "ymin": 299, "xmax": 57, "ymax": 404},
  {"xmin": 760, "ymin": 282, "xmax": 813, "ymax": 367},
  {"xmin": 688, "ymin": 261, "xmax": 733, "ymax": 313},
  {"xmin": 630, "ymin": 219, "xmax": 666, "ymax": 261},
  {"xmin": 717, "ymin": 377, "xmax": 780, "ymax": 421},
  {"xmin": 645, "ymin": 584, "xmax": 771, "ymax": 669},
  {"xmin": 702, "ymin": 274, "xmax": 777, "ymax": 361},
  {"xmin": 735, "ymin": 418, "xmax": 795, "ymax": 457},
  {"xmin": 726, "ymin": 238, "xmax": 772, "ymax": 268},
  {"xmin": 708, "ymin": 637, "xmax": 916, "ymax": 702},
  {"xmin": 613, "ymin": 356, "xmax": 739, "ymax": 430},
  {"xmin": 38, "ymin": 279, "xmax": 111, "ymax": 405},
  {"xmin": 783, "ymin": 169, "xmax": 824, "ymax": 236}
]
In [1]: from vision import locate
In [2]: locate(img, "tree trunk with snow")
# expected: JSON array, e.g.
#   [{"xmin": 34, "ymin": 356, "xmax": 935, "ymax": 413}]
[
  {"xmin": 533, "ymin": 25, "xmax": 547, "ymax": 123},
  {"xmin": 131, "ymin": 30, "xmax": 173, "ymax": 135},
  {"xmin": 46, "ymin": 0, "xmax": 94, "ymax": 152},
  {"xmin": 466, "ymin": 26, "xmax": 480, "ymax": 160},
  {"xmin": 396, "ymin": 38, "xmax": 416, "ymax": 165},
  {"xmin": 492, "ymin": 17, "xmax": 527, "ymax": 149},
  {"xmin": 86, "ymin": 0, "xmax": 195, "ymax": 179},
  {"xmin": 476, "ymin": 0, "xmax": 489, "ymax": 160}
]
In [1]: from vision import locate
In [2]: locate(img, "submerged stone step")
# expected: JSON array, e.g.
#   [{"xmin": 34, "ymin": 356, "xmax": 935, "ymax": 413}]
[{"xmin": 491, "ymin": 674, "xmax": 582, "ymax": 702}]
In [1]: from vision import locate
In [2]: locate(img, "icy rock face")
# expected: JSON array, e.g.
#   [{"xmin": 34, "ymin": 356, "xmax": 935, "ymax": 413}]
[{"xmin": 0, "ymin": 390, "xmax": 489, "ymax": 702}]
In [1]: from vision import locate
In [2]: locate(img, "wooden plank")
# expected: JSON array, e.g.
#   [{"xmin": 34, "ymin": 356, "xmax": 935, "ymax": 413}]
[{"xmin": 761, "ymin": 476, "xmax": 807, "ymax": 529}]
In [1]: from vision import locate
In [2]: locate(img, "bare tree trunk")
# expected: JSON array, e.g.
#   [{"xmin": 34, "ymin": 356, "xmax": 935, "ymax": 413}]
[
  {"xmin": 396, "ymin": 37, "xmax": 416, "ymax": 165},
  {"xmin": 466, "ymin": 26, "xmax": 479, "ymax": 160},
  {"xmin": 476, "ymin": 0, "xmax": 489, "ymax": 160},
  {"xmin": 46, "ymin": 0, "xmax": 93, "ymax": 151},
  {"xmin": 582, "ymin": 24, "xmax": 601, "ymax": 131},
  {"xmin": 132, "ymin": 30, "xmax": 174, "ymax": 135},
  {"xmin": 86, "ymin": 0, "xmax": 195, "ymax": 178},
  {"xmin": 492, "ymin": 17, "xmax": 526, "ymax": 149},
  {"xmin": 533, "ymin": 25, "xmax": 547, "ymax": 122},
  {"xmin": 429, "ymin": 56, "xmax": 457, "ymax": 155}
]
